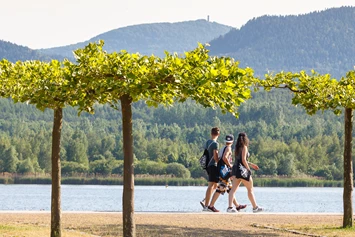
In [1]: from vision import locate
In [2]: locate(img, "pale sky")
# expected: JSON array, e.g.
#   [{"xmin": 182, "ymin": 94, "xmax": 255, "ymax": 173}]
[{"xmin": 1, "ymin": 0, "xmax": 355, "ymax": 49}]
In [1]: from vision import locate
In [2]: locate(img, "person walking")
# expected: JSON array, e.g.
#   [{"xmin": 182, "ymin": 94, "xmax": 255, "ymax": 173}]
[
  {"xmin": 201, "ymin": 127, "xmax": 220, "ymax": 212},
  {"xmin": 204, "ymin": 134, "xmax": 247, "ymax": 212},
  {"xmin": 227, "ymin": 132, "xmax": 263, "ymax": 213}
]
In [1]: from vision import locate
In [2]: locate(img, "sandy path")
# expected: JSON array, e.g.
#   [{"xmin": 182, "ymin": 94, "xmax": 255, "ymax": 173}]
[{"xmin": 0, "ymin": 212, "xmax": 346, "ymax": 236}]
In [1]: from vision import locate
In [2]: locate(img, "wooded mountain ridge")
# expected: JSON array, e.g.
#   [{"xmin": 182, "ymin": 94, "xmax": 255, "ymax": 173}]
[
  {"xmin": 208, "ymin": 6, "xmax": 355, "ymax": 78},
  {"xmin": 38, "ymin": 20, "xmax": 232, "ymax": 59},
  {"xmin": 0, "ymin": 40, "xmax": 56, "ymax": 62}
]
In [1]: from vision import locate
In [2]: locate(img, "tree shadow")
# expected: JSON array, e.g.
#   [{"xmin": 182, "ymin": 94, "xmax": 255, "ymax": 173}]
[
  {"xmin": 136, "ymin": 224, "xmax": 294, "ymax": 237},
  {"xmin": 75, "ymin": 223, "xmax": 298, "ymax": 237}
]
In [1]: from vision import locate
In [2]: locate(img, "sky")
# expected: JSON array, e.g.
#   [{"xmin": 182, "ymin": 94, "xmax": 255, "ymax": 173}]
[{"xmin": 1, "ymin": 0, "xmax": 355, "ymax": 49}]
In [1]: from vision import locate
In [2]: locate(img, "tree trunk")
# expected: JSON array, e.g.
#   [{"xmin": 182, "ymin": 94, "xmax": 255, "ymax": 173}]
[
  {"xmin": 343, "ymin": 108, "xmax": 353, "ymax": 228},
  {"xmin": 51, "ymin": 108, "xmax": 62, "ymax": 237},
  {"xmin": 121, "ymin": 94, "xmax": 135, "ymax": 237}
]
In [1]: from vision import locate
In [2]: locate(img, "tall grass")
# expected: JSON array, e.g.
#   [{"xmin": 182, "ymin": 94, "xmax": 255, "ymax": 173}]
[
  {"xmin": 0, "ymin": 177, "xmax": 12, "ymax": 184},
  {"xmin": 254, "ymin": 177, "xmax": 342, "ymax": 187},
  {"xmin": 0, "ymin": 174, "xmax": 344, "ymax": 187}
]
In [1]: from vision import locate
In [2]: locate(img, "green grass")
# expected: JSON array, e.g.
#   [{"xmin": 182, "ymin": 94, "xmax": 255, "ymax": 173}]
[
  {"xmin": 0, "ymin": 224, "xmax": 49, "ymax": 237},
  {"xmin": 0, "ymin": 224, "xmax": 100, "ymax": 237},
  {"xmin": 285, "ymin": 225, "xmax": 355, "ymax": 237}
]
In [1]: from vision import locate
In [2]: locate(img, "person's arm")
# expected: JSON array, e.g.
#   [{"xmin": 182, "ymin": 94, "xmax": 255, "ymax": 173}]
[
  {"xmin": 222, "ymin": 147, "xmax": 232, "ymax": 168},
  {"xmin": 213, "ymin": 148, "xmax": 219, "ymax": 163},
  {"xmin": 241, "ymin": 146, "xmax": 251, "ymax": 171},
  {"xmin": 248, "ymin": 162, "xmax": 259, "ymax": 170},
  {"xmin": 212, "ymin": 142, "xmax": 219, "ymax": 163}
]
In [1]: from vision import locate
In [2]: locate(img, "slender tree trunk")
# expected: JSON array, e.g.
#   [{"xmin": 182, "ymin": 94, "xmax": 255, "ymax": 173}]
[
  {"xmin": 51, "ymin": 108, "xmax": 62, "ymax": 237},
  {"xmin": 343, "ymin": 108, "xmax": 353, "ymax": 228},
  {"xmin": 121, "ymin": 94, "xmax": 135, "ymax": 237}
]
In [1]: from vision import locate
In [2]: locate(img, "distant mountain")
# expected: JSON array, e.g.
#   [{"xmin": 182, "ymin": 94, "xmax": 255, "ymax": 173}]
[
  {"xmin": 0, "ymin": 40, "xmax": 62, "ymax": 62},
  {"xmin": 39, "ymin": 19, "xmax": 233, "ymax": 59},
  {"xmin": 208, "ymin": 6, "xmax": 355, "ymax": 78}
]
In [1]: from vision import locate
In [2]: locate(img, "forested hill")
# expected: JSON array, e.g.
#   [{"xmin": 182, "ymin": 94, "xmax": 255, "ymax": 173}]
[
  {"xmin": 0, "ymin": 10, "xmax": 350, "ymax": 181},
  {"xmin": 39, "ymin": 20, "xmax": 232, "ymax": 59},
  {"xmin": 208, "ymin": 6, "xmax": 355, "ymax": 78},
  {"xmin": 0, "ymin": 40, "xmax": 61, "ymax": 62}
]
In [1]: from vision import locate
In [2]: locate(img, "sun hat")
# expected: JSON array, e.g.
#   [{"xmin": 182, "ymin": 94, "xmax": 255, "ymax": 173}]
[{"xmin": 224, "ymin": 134, "xmax": 234, "ymax": 143}]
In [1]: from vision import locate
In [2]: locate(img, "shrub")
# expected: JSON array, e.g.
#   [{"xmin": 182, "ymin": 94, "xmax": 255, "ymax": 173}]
[
  {"xmin": 166, "ymin": 163, "xmax": 191, "ymax": 178},
  {"xmin": 135, "ymin": 160, "xmax": 167, "ymax": 175},
  {"xmin": 62, "ymin": 161, "xmax": 88, "ymax": 175}
]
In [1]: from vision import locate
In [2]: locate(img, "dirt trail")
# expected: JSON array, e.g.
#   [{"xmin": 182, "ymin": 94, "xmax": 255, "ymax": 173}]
[{"xmin": 0, "ymin": 212, "xmax": 345, "ymax": 237}]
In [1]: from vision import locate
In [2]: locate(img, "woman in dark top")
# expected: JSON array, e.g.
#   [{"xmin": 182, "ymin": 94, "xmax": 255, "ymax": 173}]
[{"xmin": 227, "ymin": 132, "xmax": 263, "ymax": 213}]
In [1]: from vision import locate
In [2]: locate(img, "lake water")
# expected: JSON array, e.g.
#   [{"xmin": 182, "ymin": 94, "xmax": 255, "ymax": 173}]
[{"xmin": 0, "ymin": 185, "xmax": 349, "ymax": 213}]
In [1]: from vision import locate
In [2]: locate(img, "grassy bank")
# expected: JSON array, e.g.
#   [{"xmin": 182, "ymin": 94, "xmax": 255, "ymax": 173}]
[{"xmin": 0, "ymin": 175, "xmax": 343, "ymax": 187}]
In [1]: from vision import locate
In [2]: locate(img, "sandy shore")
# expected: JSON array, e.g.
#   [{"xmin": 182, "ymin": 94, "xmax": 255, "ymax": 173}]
[{"xmin": 0, "ymin": 212, "xmax": 349, "ymax": 237}]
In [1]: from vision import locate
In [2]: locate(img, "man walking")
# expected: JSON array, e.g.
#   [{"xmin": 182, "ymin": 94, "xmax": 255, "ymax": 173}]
[{"xmin": 202, "ymin": 127, "xmax": 220, "ymax": 212}]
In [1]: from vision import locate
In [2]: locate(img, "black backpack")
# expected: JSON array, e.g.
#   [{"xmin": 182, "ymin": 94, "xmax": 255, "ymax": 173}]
[{"xmin": 199, "ymin": 141, "xmax": 214, "ymax": 170}]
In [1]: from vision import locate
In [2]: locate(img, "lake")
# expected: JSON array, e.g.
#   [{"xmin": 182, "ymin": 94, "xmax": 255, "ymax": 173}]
[{"xmin": 0, "ymin": 185, "xmax": 349, "ymax": 213}]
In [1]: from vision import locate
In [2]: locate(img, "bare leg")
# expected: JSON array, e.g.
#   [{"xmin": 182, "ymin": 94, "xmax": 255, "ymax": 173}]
[
  {"xmin": 229, "ymin": 177, "xmax": 240, "ymax": 207},
  {"xmin": 204, "ymin": 182, "xmax": 217, "ymax": 207},
  {"xmin": 228, "ymin": 177, "xmax": 241, "ymax": 207},
  {"xmin": 241, "ymin": 176, "xmax": 257, "ymax": 208},
  {"xmin": 209, "ymin": 191, "xmax": 220, "ymax": 207},
  {"xmin": 232, "ymin": 197, "xmax": 239, "ymax": 207}
]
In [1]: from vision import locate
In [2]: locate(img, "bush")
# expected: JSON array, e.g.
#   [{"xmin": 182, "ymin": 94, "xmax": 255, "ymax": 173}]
[
  {"xmin": 62, "ymin": 161, "xmax": 88, "ymax": 175},
  {"xmin": 89, "ymin": 159, "xmax": 114, "ymax": 175},
  {"xmin": 166, "ymin": 163, "xmax": 191, "ymax": 178},
  {"xmin": 135, "ymin": 160, "xmax": 167, "ymax": 175},
  {"xmin": 17, "ymin": 159, "xmax": 34, "ymax": 174},
  {"xmin": 111, "ymin": 160, "xmax": 124, "ymax": 175}
]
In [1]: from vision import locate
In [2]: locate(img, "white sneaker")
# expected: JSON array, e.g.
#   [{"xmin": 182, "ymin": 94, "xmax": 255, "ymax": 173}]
[
  {"xmin": 202, "ymin": 206, "xmax": 209, "ymax": 212},
  {"xmin": 253, "ymin": 206, "xmax": 264, "ymax": 213},
  {"xmin": 227, "ymin": 207, "xmax": 237, "ymax": 213}
]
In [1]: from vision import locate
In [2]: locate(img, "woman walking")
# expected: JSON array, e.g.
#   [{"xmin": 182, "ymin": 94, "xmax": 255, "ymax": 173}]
[{"xmin": 227, "ymin": 132, "xmax": 263, "ymax": 213}]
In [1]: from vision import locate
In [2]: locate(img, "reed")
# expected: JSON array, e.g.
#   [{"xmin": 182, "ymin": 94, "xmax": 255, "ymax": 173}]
[
  {"xmin": 0, "ymin": 174, "xmax": 344, "ymax": 187},
  {"xmin": 254, "ymin": 177, "xmax": 342, "ymax": 187},
  {"xmin": 0, "ymin": 177, "xmax": 12, "ymax": 184}
]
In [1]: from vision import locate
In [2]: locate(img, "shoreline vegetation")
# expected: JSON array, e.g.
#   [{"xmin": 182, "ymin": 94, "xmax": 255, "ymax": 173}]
[{"xmin": 0, "ymin": 173, "xmax": 343, "ymax": 187}]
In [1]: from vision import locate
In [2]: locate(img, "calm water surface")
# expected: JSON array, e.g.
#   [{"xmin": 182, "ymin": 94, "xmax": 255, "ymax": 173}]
[{"xmin": 0, "ymin": 185, "xmax": 349, "ymax": 213}]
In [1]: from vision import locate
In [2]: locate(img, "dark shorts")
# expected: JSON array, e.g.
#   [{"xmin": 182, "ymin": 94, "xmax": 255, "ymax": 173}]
[
  {"xmin": 232, "ymin": 163, "xmax": 251, "ymax": 182},
  {"xmin": 207, "ymin": 165, "xmax": 219, "ymax": 183}
]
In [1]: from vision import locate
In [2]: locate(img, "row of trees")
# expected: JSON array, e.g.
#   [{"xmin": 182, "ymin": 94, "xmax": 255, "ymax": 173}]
[
  {"xmin": 0, "ymin": 41, "xmax": 256, "ymax": 237},
  {"xmin": 1, "ymin": 40, "xmax": 354, "ymax": 236}
]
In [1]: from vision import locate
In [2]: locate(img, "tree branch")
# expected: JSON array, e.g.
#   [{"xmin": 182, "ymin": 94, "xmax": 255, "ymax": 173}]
[{"xmin": 263, "ymin": 84, "xmax": 307, "ymax": 93}]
